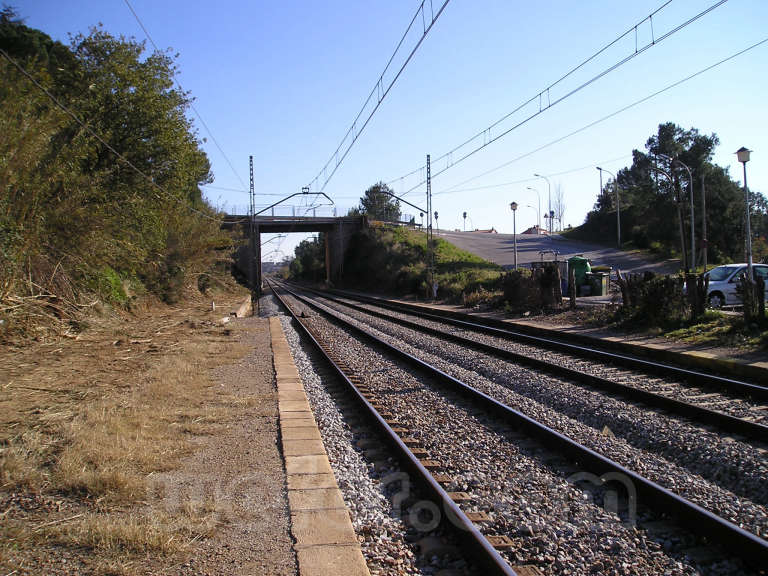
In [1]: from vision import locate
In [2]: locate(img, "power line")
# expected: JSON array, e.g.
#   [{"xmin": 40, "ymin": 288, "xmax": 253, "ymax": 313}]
[
  {"xmin": 201, "ymin": 184, "xmax": 285, "ymax": 196},
  {"xmin": 200, "ymin": 184, "xmax": 361, "ymax": 202},
  {"xmin": 433, "ymin": 35, "xmax": 767, "ymax": 197},
  {"xmin": 390, "ymin": 0, "xmax": 728, "ymax": 197},
  {"xmin": 306, "ymin": 0, "xmax": 451, "ymax": 193},
  {"xmin": 0, "ymin": 46, "xmax": 222, "ymax": 223},
  {"xmin": 433, "ymin": 155, "xmax": 631, "ymax": 196},
  {"xmin": 123, "ymin": 0, "xmax": 249, "ymax": 192}
]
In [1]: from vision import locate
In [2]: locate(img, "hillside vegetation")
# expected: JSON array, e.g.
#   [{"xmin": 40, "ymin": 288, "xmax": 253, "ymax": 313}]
[
  {"xmin": 564, "ymin": 123, "xmax": 768, "ymax": 265},
  {"xmin": 292, "ymin": 225, "xmax": 503, "ymax": 301},
  {"xmin": 1, "ymin": 10, "xmax": 227, "ymax": 341}
]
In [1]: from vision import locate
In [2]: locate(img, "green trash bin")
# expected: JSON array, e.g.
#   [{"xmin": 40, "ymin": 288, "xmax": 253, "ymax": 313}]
[{"xmin": 568, "ymin": 256, "xmax": 591, "ymax": 293}]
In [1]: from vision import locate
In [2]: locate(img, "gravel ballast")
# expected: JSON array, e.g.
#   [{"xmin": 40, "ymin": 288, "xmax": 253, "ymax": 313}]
[
  {"xmin": 274, "ymin": 287, "xmax": 764, "ymax": 575},
  {"xmin": 267, "ymin": 297, "xmax": 474, "ymax": 575},
  {"xmin": 310, "ymin": 293, "xmax": 768, "ymax": 523}
]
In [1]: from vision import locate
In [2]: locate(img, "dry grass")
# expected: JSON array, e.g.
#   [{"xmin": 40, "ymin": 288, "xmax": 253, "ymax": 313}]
[{"xmin": 0, "ymin": 278, "xmax": 255, "ymax": 574}]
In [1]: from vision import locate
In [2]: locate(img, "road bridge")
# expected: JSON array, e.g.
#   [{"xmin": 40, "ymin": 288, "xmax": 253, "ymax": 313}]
[{"xmin": 223, "ymin": 215, "xmax": 367, "ymax": 294}]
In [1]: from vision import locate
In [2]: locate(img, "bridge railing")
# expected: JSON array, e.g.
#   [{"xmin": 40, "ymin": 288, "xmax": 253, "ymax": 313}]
[
  {"xmin": 226, "ymin": 205, "xmax": 417, "ymax": 223},
  {"xmin": 228, "ymin": 205, "xmax": 343, "ymax": 218}
]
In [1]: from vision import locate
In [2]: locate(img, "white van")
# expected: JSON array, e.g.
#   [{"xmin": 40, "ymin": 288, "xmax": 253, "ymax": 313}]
[{"xmin": 704, "ymin": 264, "xmax": 768, "ymax": 308}]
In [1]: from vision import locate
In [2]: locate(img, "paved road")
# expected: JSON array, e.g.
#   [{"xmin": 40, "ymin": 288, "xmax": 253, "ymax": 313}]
[{"xmin": 437, "ymin": 230, "xmax": 679, "ymax": 274}]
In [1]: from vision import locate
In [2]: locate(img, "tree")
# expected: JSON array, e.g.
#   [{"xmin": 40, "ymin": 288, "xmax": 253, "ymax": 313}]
[
  {"xmin": 553, "ymin": 183, "xmax": 566, "ymax": 231},
  {"xmin": 1, "ymin": 14, "xmax": 222, "ymax": 310},
  {"xmin": 359, "ymin": 182, "xmax": 401, "ymax": 222},
  {"xmin": 572, "ymin": 122, "xmax": 766, "ymax": 266},
  {"xmin": 289, "ymin": 236, "xmax": 326, "ymax": 282}
]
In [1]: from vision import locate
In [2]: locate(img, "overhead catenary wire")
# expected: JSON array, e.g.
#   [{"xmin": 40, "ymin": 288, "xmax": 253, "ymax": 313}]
[
  {"xmin": 123, "ymin": 0, "xmax": 249, "ymax": 192},
  {"xmin": 433, "ymin": 155, "xmax": 632, "ymax": 196},
  {"xmin": 305, "ymin": 0, "xmax": 451, "ymax": 193},
  {"xmin": 432, "ymin": 35, "xmax": 768, "ymax": 197},
  {"xmin": 0, "ymin": 46, "xmax": 222, "ymax": 223},
  {"xmin": 389, "ymin": 0, "xmax": 729, "ymax": 197}
]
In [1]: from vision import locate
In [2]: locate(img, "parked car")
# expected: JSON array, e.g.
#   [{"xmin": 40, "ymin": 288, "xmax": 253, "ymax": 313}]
[{"xmin": 704, "ymin": 263, "xmax": 768, "ymax": 308}]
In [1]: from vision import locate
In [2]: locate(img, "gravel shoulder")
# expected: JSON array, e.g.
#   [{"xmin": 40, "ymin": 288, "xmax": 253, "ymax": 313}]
[
  {"xmin": 151, "ymin": 315, "xmax": 297, "ymax": 576},
  {"xmin": 0, "ymin": 287, "xmax": 297, "ymax": 575}
]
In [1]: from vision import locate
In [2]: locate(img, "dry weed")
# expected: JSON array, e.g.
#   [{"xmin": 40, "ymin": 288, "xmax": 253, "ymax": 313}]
[{"xmin": 0, "ymin": 282, "xmax": 255, "ymax": 572}]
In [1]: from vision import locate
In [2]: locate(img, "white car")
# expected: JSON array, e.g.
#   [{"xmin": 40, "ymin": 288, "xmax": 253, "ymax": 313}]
[{"xmin": 704, "ymin": 263, "xmax": 768, "ymax": 308}]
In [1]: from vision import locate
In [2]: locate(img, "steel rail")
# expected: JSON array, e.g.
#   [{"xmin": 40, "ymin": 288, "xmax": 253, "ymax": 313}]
[
  {"xmin": 290, "ymin": 284, "xmax": 767, "ymax": 442},
  {"xmin": 276, "ymin": 281, "xmax": 768, "ymax": 568},
  {"xmin": 268, "ymin": 281, "xmax": 518, "ymax": 576},
  {"xmin": 320, "ymin": 287, "xmax": 768, "ymax": 402}
]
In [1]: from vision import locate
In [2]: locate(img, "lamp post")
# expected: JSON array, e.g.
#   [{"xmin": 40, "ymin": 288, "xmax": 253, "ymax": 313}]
[
  {"xmin": 534, "ymin": 173, "xmax": 552, "ymax": 235},
  {"xmin": 650, "ymin": 165, "xmax": 688, "ymax": 272},
  {"xmin": 526, "ymin": 186, "xmax": 541, "ymax": 232},
  {"xmin": 673, "ymin": 158, "xmax": 695, "ymax": 271},
  {"xmin": 597, "ymin": 167, "xmax": 620, "ymax": 248},
  {"xmin": 701, "ymin": 169, "xmax": 708, "ymax": 273},
  {"xmin": 527, "ymin": 205, "xmax": 540, "ymax": 232},
  {"xmin": 736, "ymin": 147, "xmax": 753, "ymax": 278},
  {"xmin": 598, "ymin": 167, "xmax": 603, "ymax": 204},
  {"xmin": 510, "ymin": 202, "xmax": 518, "ymax": 270}
]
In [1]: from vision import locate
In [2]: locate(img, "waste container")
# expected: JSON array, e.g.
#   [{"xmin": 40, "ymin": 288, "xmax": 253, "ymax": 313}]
[
  {"xmin": 567, "ymin": 256, "xmax": 591, "ymax": 293},
  {"xmin": 586, "ymin": 272, "xmax": 610, "ymax": 296}
]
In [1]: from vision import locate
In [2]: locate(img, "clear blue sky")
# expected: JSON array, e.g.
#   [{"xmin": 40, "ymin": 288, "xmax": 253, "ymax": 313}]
[{"xmin": 19, "ymin": 0, "xmax": 768, "ymax": 261}]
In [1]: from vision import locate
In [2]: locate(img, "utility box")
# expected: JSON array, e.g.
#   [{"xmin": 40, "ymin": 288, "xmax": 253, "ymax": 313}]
[
  {"xmin": 567, "ymin": 256, "xmax": 591, "ymax": 293},
  {"xmin": 586, "ymin": 272, "xmax": 610, "ymax": 296}
]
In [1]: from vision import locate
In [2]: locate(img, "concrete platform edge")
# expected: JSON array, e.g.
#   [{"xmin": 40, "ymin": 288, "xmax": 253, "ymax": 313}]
[{"xmin": 269, "ymin": 317, "xmax": 370, "ymax": 576}]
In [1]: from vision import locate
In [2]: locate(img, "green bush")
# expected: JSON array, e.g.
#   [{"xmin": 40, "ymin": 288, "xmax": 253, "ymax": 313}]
[
  {"xmin": 310, "ymin": 225, "xmax": 502, "ymax": 301},
  {"xmin": 618, "ymin": 273, "xmax": 689, "ymax": 328},
  {"xmin": 89, "ymin": 266, "xmax": 127, "ymax": 305},
  {"xmin": 0, "ymin": 12, "xmax": 227, "ymax": 323}
]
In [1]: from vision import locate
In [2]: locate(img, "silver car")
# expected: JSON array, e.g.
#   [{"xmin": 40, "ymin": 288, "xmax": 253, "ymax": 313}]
[{"xmin": 704, "ymin": 263, "xmax": 768, "ymax": 308}]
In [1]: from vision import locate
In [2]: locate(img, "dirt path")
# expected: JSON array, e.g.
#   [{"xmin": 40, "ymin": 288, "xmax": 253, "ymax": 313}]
[
  {"xmin": 152, "ymin": 316, "xmax": 297, "ymax": 576},
  {"xmin": 0, "ymin": 288, "xmax": 296, "ymax": 575}
]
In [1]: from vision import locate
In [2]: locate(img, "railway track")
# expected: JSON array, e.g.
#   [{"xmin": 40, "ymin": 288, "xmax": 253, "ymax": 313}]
[
  {"xmin": 321, "ymin": 286, "xmax": 768, "ymax": 403},
  {"xmin": 269, "ymin": 280, "xmax": 767, "ymax": 575},
  {"xmin": 292, "ymin": 284, "xmax": 768, "ymax": 442}
]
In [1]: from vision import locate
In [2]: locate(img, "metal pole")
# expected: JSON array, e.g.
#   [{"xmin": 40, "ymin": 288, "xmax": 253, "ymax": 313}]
[
  {"xmin": 616, "ymin": 181, "xmax": 621, "ymax": 249},
  {"xmin": 598, "ymin": 168, "xmax": 603, "ymax": 206},
  {"xmin": 743, "ymin": 161, "xmax": 753, "ymax": 277},
  {"xmin": 248, "ymin": 155, "xmax": 258, "ymax": 298},
  {"xmin": 689, "ymin": 176, "xmax": 695, "ymax": 270},
  {"xmin": 674, "ymin": 171, "xmax": 688, "ymax": 272},
  {"xmin": 426, "ymin": 154, "xmax": 433, "ymax": 294},
  {"xmin": 527, "ymin": 186, "xmax": 540, "ymax": 232},
  {"xmin": 513, "ymin": 210, "xmax": 518, "ymax": 270},
  {"xmin": 701, "ymin": 172, "xmax": 708, "ymax": 273},
  {"xmin": 597, "ymin": 167, "xmax": 620, "ymax": 248},
  {"xmin": 673, "ymin": 159, "xmax": 695, "ymax": 271},
  {"xmin": 535, "ymin": 174, "xmax": 552, "ymax": 236}
]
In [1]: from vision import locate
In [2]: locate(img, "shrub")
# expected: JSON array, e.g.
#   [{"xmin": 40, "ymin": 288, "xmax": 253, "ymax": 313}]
[
  {"xmin": 616, "ymin": 272, "xmax": 689, "ymax": 328},
  {"xmin": 91, "ymin": 266, "xmax": 127, "ymax": 305}
]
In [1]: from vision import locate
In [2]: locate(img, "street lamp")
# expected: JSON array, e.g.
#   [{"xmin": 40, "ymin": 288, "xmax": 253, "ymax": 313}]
[
  {"xmin": 673, "ymin": 158, "xmax": 695, "ymax": 271},
  {"xmin": 658, "ymin": 154, "xmax": 696, "ymax": 271},
  {"xmin": 510, "ymin": 202, "xmax": 518, "ymax": 270},
  {"xmin": 597, "ymin": 167, "xmax": 620, "ymax": 249},
  {"xmin": 650, "ymin": 165, "xmax": 687, "ymax": 271},
  {"xmin": 736, "ymin": 147, "xmax": 753, "ymax": 279},
  {"xmin": 701, "ymin": 168, "xmax": 709, "ymax": 273},
  {"xmin": 526, "ymin": 186, "xmax": 541, "ymax": 232},
  {"xmin": 534, "ymin": 173, "xmax": 552, "ymax": 235},
  {"xmin": 526, "ymin": 204, "xmax": 540, "ymax": 232}
]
